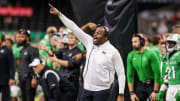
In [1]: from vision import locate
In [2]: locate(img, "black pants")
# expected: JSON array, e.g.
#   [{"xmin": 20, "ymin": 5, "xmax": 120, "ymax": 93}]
[
  {"xmin": 19, "ymin": 77, "xmax": 36, "ymax": 101},
  {"xmin": 135, "ymin": 82, "xmax": 154, "ymax": 101},
  {"xmin": 80, "ymin": 88, "xmax": 110, "ymax": 101},
  {"xmin": 0, "ymin": 85, "xmax": 10, "ymax": 101},
  {"xmin": 60, "ymin": 77, "xmax": 79, "ymax": 101}
]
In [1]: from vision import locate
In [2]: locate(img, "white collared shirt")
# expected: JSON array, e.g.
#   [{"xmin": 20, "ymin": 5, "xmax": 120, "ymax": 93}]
[{"xmin": 59, "ymin": 14, "xmax": 125, "ymax": 94}]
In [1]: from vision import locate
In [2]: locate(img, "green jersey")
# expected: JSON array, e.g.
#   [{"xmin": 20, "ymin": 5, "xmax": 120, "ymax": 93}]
[
  {"xmin": 39, "ymin": 39, "xmax": 53, "ymax": 67},
  {"xmin": 12, "ymin": 43, "xmax": 23, "ymax": 59},
  {"xmin": 12, "ymin": 43, "xmax": 23, "ymax": 83},
  {"xmin": 39, "ymin": 39, "xmax": 60, "ymax": 72},
  {"xmin": 127, "ymin": 48, "xmax": 160, "ymax": 83},
  {"xmin": 149, "ymin": 45, "xmax": 161, "ymax": 58},
  {"xmin": 159, "ymin": 54, "xmax": 167, "ymax": 84},
  {"xmin": 12, "ymin": 43, "xmax": 23, "ymax": 72},
  {"xmin": 164, "ymin": 51, "xmax": 180, "ymax": 85}
]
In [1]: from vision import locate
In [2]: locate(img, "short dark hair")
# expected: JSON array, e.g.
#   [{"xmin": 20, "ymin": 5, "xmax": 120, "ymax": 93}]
[
  {"xmin": 172, "ymin": 25, "xmax": 180, "ymax": 34},
  {"xmin": 6, "ymin": 38, "xmax": 14, "ymax": 45},
  {"xmin": 152, "ymin": 34, "xmax": 161, "ymax": 45}
]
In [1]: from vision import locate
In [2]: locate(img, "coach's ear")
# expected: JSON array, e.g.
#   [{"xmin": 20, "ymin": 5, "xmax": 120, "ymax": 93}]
[{"xmin": 48, "ymin": 3, "xmax": 60, "ymax": 15}]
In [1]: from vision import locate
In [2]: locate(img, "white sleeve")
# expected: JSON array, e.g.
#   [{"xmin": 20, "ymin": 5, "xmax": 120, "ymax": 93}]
[
  {"xmin": 58, "ymin": 14, "xmax": 93, "ymax": 49},
  {"xmin": 112, "ymin": 50, "xmax": 126, "ymax": 94}
]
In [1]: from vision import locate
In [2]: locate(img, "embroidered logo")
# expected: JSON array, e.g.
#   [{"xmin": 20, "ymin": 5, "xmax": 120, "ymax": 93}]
[
  {"xmin": 102, "ymin": 51, "xmax": 106, "ymax": 54},
  {"xmin": 143, "ymin": 57, "xmax": 147, "ymax": 61},
  {"xmin": 0, "ymin": 49, "xmax": 4, "ymax": 53},
  {"xmin": 68, "ymin": 53, "xmax": 72, "ymax": 57},
  {"xmin": 24, "ymin": 51, "xmax": 28, "ymax": 56}
]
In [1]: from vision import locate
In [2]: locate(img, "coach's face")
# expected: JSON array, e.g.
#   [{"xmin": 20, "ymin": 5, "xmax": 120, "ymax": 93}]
[
  {"xmin": 132, "ymin": 37, "xmax": 141, "ymax": 51},
  {"xmin": 93, "ymin": 27, "xmax": 108, "ymax": 45},
  {"xmin": 18, "ymin": 33, "xmax": 28, "ymax": 46}
]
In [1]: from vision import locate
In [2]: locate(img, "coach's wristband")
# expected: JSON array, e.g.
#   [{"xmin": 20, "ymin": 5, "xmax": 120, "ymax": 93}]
[
  {"xmin": 153, "ymin": 90, "xmax": 159, "ymax": 93},
  {"xmin": 130, "ymin": 91, "xmax": 135, "ymax": 95},
  {"xmin": 119, "ymin": 93, "xmax": 124, "ymax": 96},
  {"xmin": 58, "ymin": 12, "xmax": 62, "ymax": 17}
]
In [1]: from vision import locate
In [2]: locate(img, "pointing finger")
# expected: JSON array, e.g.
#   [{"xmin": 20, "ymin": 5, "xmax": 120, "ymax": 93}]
[{"xmin": 48, "ymin": 3, "xmax": 54, "ymax": 8}]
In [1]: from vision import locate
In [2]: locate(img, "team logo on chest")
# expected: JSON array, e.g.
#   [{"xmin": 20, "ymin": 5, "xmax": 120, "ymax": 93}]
[
  {"xmin": 143, "ymin": 57, "xmax": 147, "ymax": 61},
  {"xmin": 68, "ymin": 53, "xmax": 72, "ymax": 57},
  {"xmin": 24, "ymin": 51, "xmax": 28, "ymax": 56},
  {"xmin": 63, "ymin": 53, "xmax": 66, "ymax": 56},
  {"xmin": 0, "ymin": 49, "xmax": 4, "ymax": 53},
  {"xmin": 102, "ymin": 50, "xmax": 106, "ymax": 54}
]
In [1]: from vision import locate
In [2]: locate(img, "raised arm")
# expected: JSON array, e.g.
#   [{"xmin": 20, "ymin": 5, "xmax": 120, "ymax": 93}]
[
  {"xmin": 81, "ymin": 22, "xmax": 97, "ymax": 32},
  {"xmin": 49, "ymin": 3, "xmax": 93, "ymax": 49}
]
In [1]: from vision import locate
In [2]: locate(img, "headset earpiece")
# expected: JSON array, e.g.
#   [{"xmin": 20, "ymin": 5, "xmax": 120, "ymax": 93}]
[
  {"xmin": 97, "ymin": 24, "xmax": 110, "ymax": 37},
  {"xmin": 136, "ymin": 34, "xmax": 145, "ymax": 46}
]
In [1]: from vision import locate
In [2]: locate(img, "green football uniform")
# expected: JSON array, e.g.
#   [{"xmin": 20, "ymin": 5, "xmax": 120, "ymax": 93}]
[
  {"xmin": 165, "ymin": 51, "xmax": 180, "ymax": 85},
  {"xmin": 159, "ymin": 54, "xmax": 168, "ymax": 84}
]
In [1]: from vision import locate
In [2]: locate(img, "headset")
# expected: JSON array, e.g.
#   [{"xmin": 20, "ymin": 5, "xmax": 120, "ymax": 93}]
[
  {"xmin": 97, "ymin": 24, "xmax": 110, "ymax": 37},
  {"xmin": 19, "ymin": 29, "xmax": 31, "ymax": 41},
  {"xmin": 136, "ymin": 34, "xmax": 145, "ymax": 46},
  {"xmin": 19, "ymin": 29, "xmax": 31, "ymax": 36}
]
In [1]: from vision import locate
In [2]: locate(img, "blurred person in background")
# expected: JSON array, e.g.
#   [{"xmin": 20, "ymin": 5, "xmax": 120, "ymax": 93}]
[
  {"xmin": 44, "ymin": 33, "xmax": 83, "ymax": 101},
  {"xmin": 149, "ymin": 34, "xmax": 161, "ymax": 57},
  {"xmin": 50, "ymin": 35, "xmax": 61, "ymax": 72},
  {"xmin": 5, "ymin": 33, "xmax": 14, "ymax": 48},
  {"xmin": 18, "ymin": 29, "xmax": 39, "ymax": 101},
  {"xmin": 39, "ymin": 26, "xmax": 57, "ymax": 69},
  {"xmin": 11, "ymin": 31, "xmax": 23, "ymax": 101},
  {"xmin": 58, "ymin": 26, "xmax": 66, "ymax": 39},
  {"xmin": 0, "ymin": 32, "xmax": 15, "ymax": 101},
  {"xmin": 157, "ymin": 19, "xmax": 168, "ymax": 34},
  {"xmin": 50, "ymin": 35, "xmax": 59, "ymax": 52},
  {"xmin": 171, "ymin": 10, "xmax": 180, "ymax": 24},
  {"xmin": 127, "ymin": 34, "xmax": 160, "ymax": 101},
  {"xmin": 59, "ymin": 26, "xmax": 66, "ymax": 34},
  {"xmin": 6, "ymin": 38, "xmax": 14, "ymax": 48},
  {"xmin": 149, "ymin": 21, "xmax": 158, "ymax": 35},
  {"xmin": 157, "ymin": 40, "xmax": 167, "ymax": 101},
  {"xmin": 172, "ymin": 25, "xmax": 180, "ymax": 34},
  {"xmin": 57, "ymin": 39, "xmax": 65, "ymax": 50}
]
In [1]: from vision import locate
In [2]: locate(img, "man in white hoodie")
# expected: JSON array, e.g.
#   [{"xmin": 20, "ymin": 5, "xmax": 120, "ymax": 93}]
[{"xmin": 48, "ymin": 3, "xmax": 125, "ymax": 101}]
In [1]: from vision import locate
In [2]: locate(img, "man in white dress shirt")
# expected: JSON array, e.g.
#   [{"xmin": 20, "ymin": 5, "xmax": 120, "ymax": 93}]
[{"xmin": 49, "ymin": 3, "xmax": 125, "ymax": 101}]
